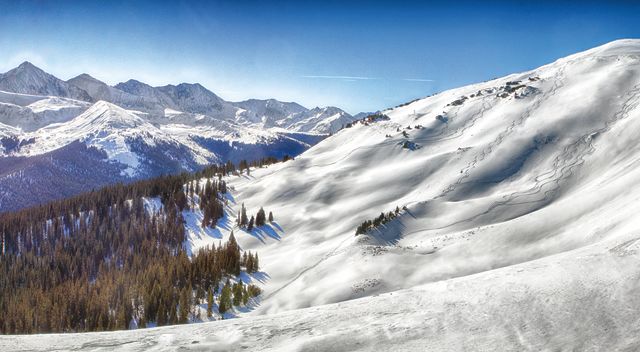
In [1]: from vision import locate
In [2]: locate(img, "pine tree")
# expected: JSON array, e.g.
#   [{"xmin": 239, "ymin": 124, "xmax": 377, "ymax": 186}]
[
  {"xmin": 268, "ymin": 211, "xmax": 274, "ymax": 223},
  {"xmin": 240, "ymin": 203, "xmax": 248, "ymax": 227},
  {"xmin": 253, "ymin": 253, "xmax": 259, "ymax": 272},
  {"xmin": 206, "ymin": 289, "xmax": 214, "ymax": 318},
  {"xmin": 218, "ymin": 282, "xmax": 232, "ymax": 314},
  {"xmin": 178, "ymin": 287, "xmax": 190, "ymax": 324},
  {"xmin": 255, "ymin": 207, "xmax": 266, "ymax": 227},
  {"xmin": 246, "ymin": 252, "xmax": 254, "ymax": 274},
  {"xmin": 247, "ymin": 216, "xmax": 254, "ymax": 231},
  {"xmin": 233, "ymin": 281, "xmax": 243, "ymax": 306}
]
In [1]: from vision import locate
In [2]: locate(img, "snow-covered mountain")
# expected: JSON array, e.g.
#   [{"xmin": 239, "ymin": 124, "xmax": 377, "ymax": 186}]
[
  {"xmin": 0, "ymin": 62, "xmax": 92, "ymax": 102},
  {"xmin": 113, "ymin": 79, "xmax": 240, "ymax": 118},
  {"xmin": 67, "ymin": 73, "xmax": 165, "ymax": 114},
  {"xmin": 233, "ymin": 98, "xmax": 308, "ymax": 125},
  {"xmin": 234, "ymin": 100, "xmax": 357, "ymax": 134},
  {"xmin": 287, "ymin": 106, "xmax": 356, "ymax": 134},
  {"xmin": 0, "ymin": 63, "xmax": 350, "ymax": 212},
  {"xmin": 5, "ymin": 39, "xmax": 640, "ymax": 350},
  {"xmin": 0, "ymin": 91, "xmax": 91, "ymax": 131}
]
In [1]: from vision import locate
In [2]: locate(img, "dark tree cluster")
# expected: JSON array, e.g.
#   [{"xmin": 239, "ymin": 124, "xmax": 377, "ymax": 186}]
[
  {"xmin": 191, "ymin": 232, "xmax": 261, "ymax": 317},
  {"xmin": 344, "ymin": 113, "xmax": 390, "ymax": 129},
  {"xmin": 0, "ymin": 160, "xmax": 272, "ymax": 334},
  {"xmin": 355, "ymin": 206, "xmax": 403, "ymax": 235},
  {"xmin": 188, "ymin": 178, "xmax": 226, "ymax": 228},
  {"xmin": 237, "ymin": 204, "xmax": 273, "ymax": 231},
  {"xmin": 237, "ymin": 155, "xmax": 289, "ymax": 175}
]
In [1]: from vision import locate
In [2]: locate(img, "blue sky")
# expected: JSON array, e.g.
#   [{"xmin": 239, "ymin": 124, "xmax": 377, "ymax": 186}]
[{"xmin": 1, "ymin": 0, "xmax": 639, "ymax": 113}]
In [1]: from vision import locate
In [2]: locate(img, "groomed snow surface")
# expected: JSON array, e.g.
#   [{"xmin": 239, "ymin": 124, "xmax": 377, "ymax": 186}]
[{"xmin": 4, "ymin": 39, "xmax": 640, "ymax": 351}]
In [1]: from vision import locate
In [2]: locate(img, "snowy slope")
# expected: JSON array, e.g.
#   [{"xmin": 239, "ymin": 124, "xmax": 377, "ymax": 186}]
[
  {"xmin": 5, "ymin": 39, "xmax": 640, "ymax": 350},
  {"xmin": 220, "ymin": 39, "xmax": 640, "ymax": 316}
]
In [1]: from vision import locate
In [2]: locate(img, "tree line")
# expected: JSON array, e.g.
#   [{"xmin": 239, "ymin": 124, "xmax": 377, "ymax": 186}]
[{"xmin": 0, "ymin": 155, "xmax": 286, "ymax": 334}]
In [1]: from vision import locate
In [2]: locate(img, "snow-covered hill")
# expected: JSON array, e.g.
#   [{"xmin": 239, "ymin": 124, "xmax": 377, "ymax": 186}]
[
  {"xmin": 4, "ymin": 39, "xmax": 640, "ymax": 351},
  {"xmin": 225, "ymin": 39, "xmax": 640, "ymax": 317}
]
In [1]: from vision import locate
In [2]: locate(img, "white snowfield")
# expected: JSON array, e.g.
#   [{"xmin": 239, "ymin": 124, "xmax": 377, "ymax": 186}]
[{"xmin": 4, "ymin": 39, "xmax": 640, "ymax": 351}]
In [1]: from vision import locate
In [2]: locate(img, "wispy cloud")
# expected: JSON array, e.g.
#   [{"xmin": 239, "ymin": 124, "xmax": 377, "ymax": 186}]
[
  {"xmin": 402, "ymin": 78, "xmax": 435, "ymax": 82},
  {"xmin": 302, "ymin": 75, "xmax": 378, "ymax": 80},
  {"xmin": 301, "ymin": 75, "xmax": 435, "ymax": 84}
]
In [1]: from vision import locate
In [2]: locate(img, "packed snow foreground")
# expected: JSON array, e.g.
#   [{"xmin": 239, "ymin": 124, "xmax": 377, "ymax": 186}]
[{"xmin": 4, "ymin": 39, "xmax": 640, "ymax": 351}]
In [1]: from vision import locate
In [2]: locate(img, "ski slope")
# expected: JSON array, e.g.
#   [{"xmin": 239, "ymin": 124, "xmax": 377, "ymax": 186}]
[{"xmin": 3, "ymin": 39, "xmax": 640, "ymax": 351}]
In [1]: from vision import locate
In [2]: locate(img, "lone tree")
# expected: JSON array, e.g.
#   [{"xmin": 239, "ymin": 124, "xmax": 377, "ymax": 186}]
[
  {"xmin": 240, "ymin": 203, "xmax": 248, "ymax": 227},
  {"xmin": 255, "ymin": 207, "xmax": 266, "ymax": 227},
  {"xmin": 219, "ymin": 282, "xmax": 232, "ymax": 314}
]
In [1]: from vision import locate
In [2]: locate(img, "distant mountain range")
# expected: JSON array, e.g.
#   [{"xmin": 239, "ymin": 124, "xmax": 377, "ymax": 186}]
[{"xmin": 0, "ymin": 62, "xmax": 361, "ymax": 212}]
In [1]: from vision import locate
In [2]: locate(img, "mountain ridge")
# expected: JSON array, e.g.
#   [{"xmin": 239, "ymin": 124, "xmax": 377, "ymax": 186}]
[{"xmin": 0, "ymin": 63, "xmax": 359, "ymax": 212}]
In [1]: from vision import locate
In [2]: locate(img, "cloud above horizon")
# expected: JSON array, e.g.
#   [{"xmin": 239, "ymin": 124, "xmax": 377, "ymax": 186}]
[
  {"xmin": 402, "ymin": 78, "xmax": 435, "ymax": 82},
  {"xmin": 302, "ymin": 75, "xmax": 435, "ymax": 83}
]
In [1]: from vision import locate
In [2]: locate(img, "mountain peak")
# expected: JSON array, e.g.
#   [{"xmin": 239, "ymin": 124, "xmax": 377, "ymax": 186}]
[
  {"xmin": 115, "ymin": 79, "xmax": 154, "ymax": 91},
  {"xmin": 122, "ymin": 78, "xmax": 144, "ymax": 85},
  {"xmin": 7, "ymin": 61, "xmax": 46, "ymax": 76},
  {"xmin": 0, "ymin": 61, "xmax": 92, "ymax": 101},
  {"xmin": 79, "ymin": 100, "xmax": 146, "ymax": 128},
  {"xmin": 17, "ymin": 61, "xmax": 39, "ymax": 70},
  {"xmin": 71, "ymin": 73, "xmax": 97, "ymax": 81}
]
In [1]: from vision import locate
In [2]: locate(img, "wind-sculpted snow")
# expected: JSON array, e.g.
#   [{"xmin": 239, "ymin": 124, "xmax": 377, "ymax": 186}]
[
  {"xmin": 171, "ymin": 40, "xmax": 640, "ymax": 345},
  {"xmin": 4, "ymin": 39, "xmax": 640, "ymax": 350}
]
